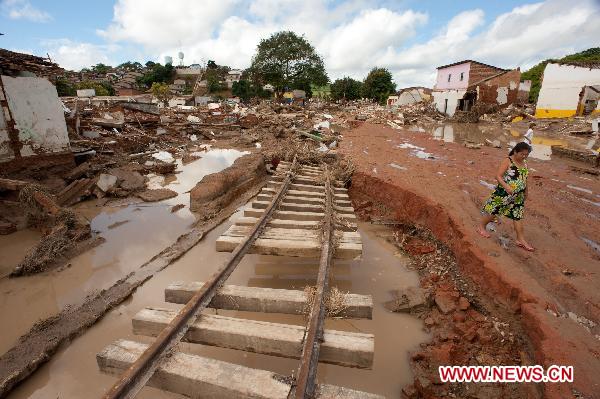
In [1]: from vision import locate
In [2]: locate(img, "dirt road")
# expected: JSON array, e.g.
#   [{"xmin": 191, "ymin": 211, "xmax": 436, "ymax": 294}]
[{"xmin": 341, "ymin": 122, "xmax": 600, "ymax": 398}]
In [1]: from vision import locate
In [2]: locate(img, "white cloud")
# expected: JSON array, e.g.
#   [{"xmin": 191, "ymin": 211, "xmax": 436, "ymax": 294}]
[
  {"xmin": 2, "ymin": 0, "xmax": 52, "ymax": 22},
  {"xmin": 42, "ymin": 39, "xmax": 120, "ymax": 71},
  {"xmin": 41, "ymin": 0, "xmax": 600, "ymax": 89}
]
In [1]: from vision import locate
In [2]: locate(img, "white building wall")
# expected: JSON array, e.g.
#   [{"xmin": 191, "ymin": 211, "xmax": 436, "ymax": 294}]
[
  {"xmin": 432, "ymin": 89, "xmax": 466, "ymax": 116},
  {"xmin": 1, "ymin": 76, "xmax": 70, "ymax": 157},
  {"xmin": 536, "ymin": 63, "xmax": 600, "ymax": 118}
]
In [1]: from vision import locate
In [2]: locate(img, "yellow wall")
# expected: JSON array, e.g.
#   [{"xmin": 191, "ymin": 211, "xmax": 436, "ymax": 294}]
[{"xmin": 534, "ymin": 108, "xmax": 577, "ymax": 118}]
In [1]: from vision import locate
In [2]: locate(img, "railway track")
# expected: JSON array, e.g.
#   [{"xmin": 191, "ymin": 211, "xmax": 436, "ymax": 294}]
[{"xmin": 96, "ymin": 159, "xmax": 382, "ymax": 398}]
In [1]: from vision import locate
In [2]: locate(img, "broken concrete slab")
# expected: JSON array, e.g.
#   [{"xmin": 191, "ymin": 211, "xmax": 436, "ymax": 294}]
[
  {"xmin": 133, "ymin": 307, "xmax": 374, "ymax": 368},
  {"xmin": 97, "ymin": 339, "xmax": 384, "ymax": 399},
  {"xmin": 384, "ymin": 287, "xmax": 428, "ymax": 313},
  {"xmin": 136, "ymin": 188, "xmax": 178, "ymax": 202},
  {"xmin": 96, "ymin": 173, "xmax": 117, "ymax": 193}
]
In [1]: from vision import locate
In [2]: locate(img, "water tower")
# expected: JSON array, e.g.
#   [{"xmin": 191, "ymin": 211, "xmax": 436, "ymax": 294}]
[
  {"xmin": 164, "ymin": 55, "xmax": 173, "ymax": 65},
  {"xmin": 178, "ymin": 52, "xmax": 184, "ymax": 67}
]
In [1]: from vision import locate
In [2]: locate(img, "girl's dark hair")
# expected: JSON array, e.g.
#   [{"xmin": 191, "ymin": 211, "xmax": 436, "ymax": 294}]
[{"xmin": 509, "ymin": 142, "xmax": 532, "ymax": 156}]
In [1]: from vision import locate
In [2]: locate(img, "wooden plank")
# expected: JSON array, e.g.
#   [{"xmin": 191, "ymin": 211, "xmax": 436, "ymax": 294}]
[
  {"xmin": 267, "ymin": 181, "xmax": 347, "ymax": 194},
  {"xmin": 258, "ymin": 194, "xmax": 352, "ymax": 208},
  {"xmin": 222, "ymin": 226, "xmax": 361, "ymax": 243},
  {"xmin": 216, "ymin": 235, "xmax": 362, "ymax": 259},
  {"xmin": 244, "ymin": 208, "xmax": 356, "ymax": 222},
  {"xmin": 261, "ymin": 188, "xmax": 350, "ymax": 203},
  {"xmin": 165, "ymin": 281, "xmax": 372, "ymax": 319},
  {"xmin": 133, "ymin": 308, "xmax": 374, "ymax": 368},
  {"xmin": 251, "ymin": 201, "xmax": 354, "ymax": 215},
  {"xmin": 97, "ymin": 340, "xmax": 384, "ymax": 399}
]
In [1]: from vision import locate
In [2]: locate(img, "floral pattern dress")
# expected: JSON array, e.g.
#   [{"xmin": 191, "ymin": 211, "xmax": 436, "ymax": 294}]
[{"xmin": 482, "ymin": 157, "xmax": 529, "ymax": 220}]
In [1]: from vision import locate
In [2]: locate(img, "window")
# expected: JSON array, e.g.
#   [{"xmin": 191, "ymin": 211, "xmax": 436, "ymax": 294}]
[
  {"xmin": 447, "ymin": 74, "xmax": 451, "ymax": 82},
  {"xmin": 460, "ymin": 72, "xmax": 464, "ymax": 81}
]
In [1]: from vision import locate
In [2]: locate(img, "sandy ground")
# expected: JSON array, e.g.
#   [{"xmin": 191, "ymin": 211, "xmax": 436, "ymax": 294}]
[{"xmin": 340, "ymin": 122, "xmax": 600, "ymax": 398}]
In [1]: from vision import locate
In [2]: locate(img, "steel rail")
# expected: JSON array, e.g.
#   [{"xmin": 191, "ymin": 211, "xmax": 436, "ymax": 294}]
[
  {"xmin": 103, "ymin": 156, "xmax": 298, "ymax": 399},
  {"xmin": 293, "ymin": 165, "xmax": 335, "ymax": 398}
]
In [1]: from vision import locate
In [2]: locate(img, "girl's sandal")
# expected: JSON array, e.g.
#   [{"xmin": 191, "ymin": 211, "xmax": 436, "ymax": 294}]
[{"xmin": 516, "ymin": 241, "xmax": 535, "ymax": 252}]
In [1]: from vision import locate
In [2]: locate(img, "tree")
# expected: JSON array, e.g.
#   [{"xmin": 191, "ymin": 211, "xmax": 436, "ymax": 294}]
[
  {"xmin": 151, "ymin": 82, "xmax": 171, "ymax": 106},
  {"xmin": 232, "ymin": 80, "xmax": 253, "ymax": 102},
  {"xmin": 118, "ymin": 61, "xmax": 143, "ymax": 71},
  {"xmin": 138, "ymin": 63, "xmax": 174, "ymax": 87},
  {"xmin": 330, "ymin": 77, "xmax": 362, "ymax": 101},
  {"xmin": 55, "ymin": 78, "xmax": 76, "ymax": 97},
  {"xmin": 207, "ymin": 60, "xmax": 217, "ymax": 69},
  {"xmin": 75, "ymin": 80, "xmax": 115, "ymax": 96},
  {"xmin": 249, "ymin": 31, "xmax": 328, "ymax": 99},
  {"xmin": 91, "ymin": 63, "xmax": 111, "ymax": 74},
  {"xmin": 362, "ymin": 67, "xmax": 396, "ymax": 105}
]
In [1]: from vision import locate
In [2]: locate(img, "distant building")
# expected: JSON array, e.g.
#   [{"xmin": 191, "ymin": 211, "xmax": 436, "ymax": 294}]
[
  {"xmin": 225, "ymin": 69, "xmax": 243, "ymax": 88},
  {"xmin": 387, "ymin": 87, "xmax": 432, "ymax": 106},
  {"xmin": 432, "ymin": 60, "xmax": 521, "ymax": 116},
  {"xmin": 535, "ymin": 62, "xmax": 600, "ymax": 118},
  {"xmin": 113, "ymin": 71, "xmax": 144, "ymax": 96}
]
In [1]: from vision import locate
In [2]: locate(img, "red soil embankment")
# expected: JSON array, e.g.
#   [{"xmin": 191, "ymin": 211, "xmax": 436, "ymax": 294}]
[{"xmin": 342, "ymin": 122, "xmax": 600, "ymax": 398}]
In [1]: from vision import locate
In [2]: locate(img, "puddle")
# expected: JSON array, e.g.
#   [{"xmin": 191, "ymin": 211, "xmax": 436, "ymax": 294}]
[
  {"xmin": 426, "ymin": 123, "xmax": 597, "ymax": 161},
  {"xmin": 0, "ymin": 149, "xmax": 248, "ymax": 355},
  {"xmin": 7, "ymin": 221, "xmax": 428, "ymax": 399}
]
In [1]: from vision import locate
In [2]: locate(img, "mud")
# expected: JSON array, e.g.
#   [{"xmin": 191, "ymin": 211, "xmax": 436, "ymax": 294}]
[
  {"xmin": 6, "ymin": 221, "xmax": 428, "ymax": 399},
  {"xmin": 0, "ymin": 169, "xmax": 267, "ymax": 396},
  {"xmin": 341, "ymin": 122, "xmax": 600, "ymax": 398},
  {"xmin": 190, "ymin": 152, "xmax": 264, "ymax": 217}
]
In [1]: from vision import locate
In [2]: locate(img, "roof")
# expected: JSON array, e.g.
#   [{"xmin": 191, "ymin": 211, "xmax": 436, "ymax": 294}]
[
  {"xmin": 436, "ymin": 59, "xmax": 507, "ymax": 72},
  {"xmin": 0, "ymin": 48, "xmax": 63, "ymax": 79},
  {"xmin": 397, "ymin": 86, "xmax": 432, "ymax": 95}
]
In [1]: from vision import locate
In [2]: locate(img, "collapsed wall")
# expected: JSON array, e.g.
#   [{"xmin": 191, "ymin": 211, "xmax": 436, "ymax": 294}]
[{"xmin": 190, "ymin": 153, "xmax": 266, "ymax": 218}]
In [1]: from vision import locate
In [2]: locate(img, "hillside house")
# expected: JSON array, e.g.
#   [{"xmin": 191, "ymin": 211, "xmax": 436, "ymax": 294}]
[
  {"xmin": 432, "ymin": 60, "xmax": 521, "ymax": 116},
  {"xmin": 535, "ymin": 62, "xmax": 600, "ymax": 118}
]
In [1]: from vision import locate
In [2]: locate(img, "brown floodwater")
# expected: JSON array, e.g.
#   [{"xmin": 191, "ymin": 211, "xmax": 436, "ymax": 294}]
[
  {"xmin": 7, "ymin": 218, "xmax": 428, "ymax": 398},
  {"xmin": 412, "ymin": 122, "xmax": 599, "ymax": 161},
  {"xmin": 0, "ymin": 148, "xmax": 249, "ymax": 355}
]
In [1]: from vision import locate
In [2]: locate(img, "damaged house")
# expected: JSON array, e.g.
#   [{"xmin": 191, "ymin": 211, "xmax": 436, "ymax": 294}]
[
  {"xmin": 387, "ymin": 87, "xmax": 432, "ymax": 107},
  {"xmin": 535, "ymin": 62, "xmax": 600, "ymax": 118},
  {"xmin": 0, "ymin": 49, "xmax": 72, "ymax": 172},
  {"xmin": 432, "ymin": 60, "xmax": 521, "ymax": 116}
]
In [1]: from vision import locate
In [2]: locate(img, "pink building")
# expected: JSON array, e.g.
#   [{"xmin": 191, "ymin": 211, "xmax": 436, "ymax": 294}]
[{"xmin": 432, "ymin": 60, "xmax": 521, "ymax": 116}]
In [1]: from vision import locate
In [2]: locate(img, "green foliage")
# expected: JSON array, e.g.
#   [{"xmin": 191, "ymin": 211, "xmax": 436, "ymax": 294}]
[
  {"xmin": 91, "ymin": 63, "xmax": 111, "ymax": 74},
  {"xmin": 55, "ymin": 78, "xmax": 76, "ymax": 97},
  {"xmin": 138, "ymin": 63, "xmax": 174, "ymax": 88},
  {"xmin": 362, "ymin": 68, "xmax": 395, "ymax": 105},
  {"xmin": 118, "ymin": 61, "xmax": 143, "ymax": 71},
  {"xmin": 249, "ymin": 31, "xmax": 328, "ymax": 98},
  {"xmin": 151, "ymin": 82, "xmax": 171, "ymax": 105},
  {"xmin": 207, "ymin": 60, "xmax": 217, "ymax": 69},
  {"xmin": 522, "ymin": 47, "xmax": 600, "ymax": 103},
  {"xmin": 204, "ymin": 69, "xmax": 225, "ymax": 93},
  {"xmin": 311, "ymin": 84, "xmax": 331, "ymax": 99},
  {"xmin": 145, "ymin": 61, "xmax": 156, "ymax": 68},
  {"xmin": 330, "ymin": 77, "xmax": 362, "ymax": 101},
  {"xmin": 232, "ymin": 80, "xmax": 253, "ymax": 101},
  {"xmin": 76, "ymin": 80, "xmax": 115, "ymax": 96}
]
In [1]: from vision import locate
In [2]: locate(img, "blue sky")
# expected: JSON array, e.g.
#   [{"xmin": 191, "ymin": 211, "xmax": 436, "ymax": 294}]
[{"xmin": 1, "ymin": 0, "xmax": 599, "ymax": 87}]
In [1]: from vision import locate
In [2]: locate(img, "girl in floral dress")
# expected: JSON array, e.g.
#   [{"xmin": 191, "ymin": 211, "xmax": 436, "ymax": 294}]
[{"xmin": 478, "ymin": 142, "xmax": 534, "ymax": 251}]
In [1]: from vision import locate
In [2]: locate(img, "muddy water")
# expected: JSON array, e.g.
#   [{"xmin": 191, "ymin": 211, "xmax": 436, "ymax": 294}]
[
  {"xmin": 0, "ymin": 149, "xmax": 248, "ymax": 355},
  {"xmin": 8, "ymin": 219, "xmax": 428, "ymax": 399},
  {"xmin": 417, "ymin": 123, "xmax": 598, "ymax": 161}
]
